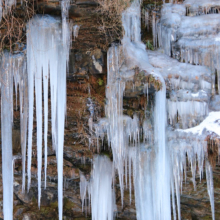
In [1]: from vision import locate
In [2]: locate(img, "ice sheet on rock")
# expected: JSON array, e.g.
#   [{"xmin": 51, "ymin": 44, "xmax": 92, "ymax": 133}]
[
  {"xmin": 27, "ymin": 15, "xmax": 71, "ymax": 220},
  {"xmin": 156, "ymin": 3, "xmax": 220, "ymax": 61},
  {"xmin": 178, "ymin": 15, "xmax": 220, "ymax": 38},
  {"xmin": 80, "ymin": 156, "xmax": 116, "ymax": 220},
  {"xmin": 148, "ymin": 50, "xmax": 212, "ymax": 92},
  {"xmin": 184, "ymin": 0, "xmax": 220, "ymax": 16}
]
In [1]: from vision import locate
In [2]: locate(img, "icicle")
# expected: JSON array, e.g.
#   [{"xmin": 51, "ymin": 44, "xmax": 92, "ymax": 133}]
[
  {"xmin": 27, "ymin": 15, "xmax": 71, "ymax": 219},
  {"xmin": 73, "ymin": 25, "xmax": 80, "ymax": 40},
  {"xmin": 61, "ymin": 0, "xmax": 70, "ymax": 45},
  {"xmin": 154, "ymin": 79, "xmax": 171, "ymax": 220},
  {"xmin": 80, "ymin": 156, "xmax": 116, "ymax": 220},
  {"xmin": 145, "ymin": 9, "xmax": 149, "ymax": 31},
  {"xmin": 206, "ymin": 161, "xmax": 215, "ymax": 220},
  {"xmin": 1, "ymin": 53, "xmax": 14, "ymax": 220}
]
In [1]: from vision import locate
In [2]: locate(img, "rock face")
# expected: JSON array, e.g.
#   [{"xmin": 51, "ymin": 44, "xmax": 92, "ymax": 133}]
[{"xmin": 0, "ymin": 0, "xmax": 219, "ymax": 220}]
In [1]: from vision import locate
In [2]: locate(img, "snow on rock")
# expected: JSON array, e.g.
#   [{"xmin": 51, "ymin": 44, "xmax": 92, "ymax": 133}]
[{"xmin": 178, "ymin": 111, "xmax": 220, "ymax": 137}]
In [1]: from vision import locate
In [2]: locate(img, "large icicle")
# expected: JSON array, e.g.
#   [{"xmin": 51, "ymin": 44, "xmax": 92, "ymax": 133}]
[
  {"xmin": 154, "ymin": 80, "xmax": 171, "ymax": 220},
  {"xmin": 27, "ymin": 15, "xmax": 71, "ymax": 219}
]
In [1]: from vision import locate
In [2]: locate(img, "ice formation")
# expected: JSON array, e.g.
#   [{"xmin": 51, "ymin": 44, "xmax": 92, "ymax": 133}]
[
  {"xmin": 73, "ymin": 25, "xmax": 80, "ymax": 40},
  {"xmin": 154, "ymin": 2, "xmax": 220, "ymax": 95},
  {"xmin": 80, "ymin": 156, "xmax": 116, "ymax": 220},
  {"xmin": 0, "ymin": 52, "xmax": 27, "ymax": 220},
  {"xmin": 84, "ymin": 0, "xmax": 218, "ymax": 220},
  {"xmin": 148, "ymin": 50, "xmax": 212, "ymax": 128},
  {"xmin": 92, "ymin": 0, "xmax": 171, "ymax": 219},
  {"xmin": 0, "ymin": 0, "xmax": 17, "ymax": 22},
  {"xmin": 27, "ymin": 15, "xmax": 71, "ymax": 219},
  {"xmin": 184, "ymin": 0, "xmax": 220, "ymax": 16}
]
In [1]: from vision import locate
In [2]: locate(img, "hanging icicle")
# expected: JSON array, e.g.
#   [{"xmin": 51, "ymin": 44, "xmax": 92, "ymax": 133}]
[{"xmin": 27, "ymin": 14, "xmax": 72, "ymax": 219}]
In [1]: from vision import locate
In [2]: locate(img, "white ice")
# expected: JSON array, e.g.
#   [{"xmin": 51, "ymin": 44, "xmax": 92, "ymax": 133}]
[
  {"xmin": 27, "ymin": 14, "xmax": 71, "ymax": 220},
  {"xmin": 80, "ymin": 156, "xmax": 116, "ymax": 220}
]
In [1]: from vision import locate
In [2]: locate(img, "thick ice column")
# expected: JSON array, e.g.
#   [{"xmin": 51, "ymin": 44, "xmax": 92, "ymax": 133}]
[
  {"xmin": 154, "ymin": 80, "xmax": 171, "ymax": 220},
  {"xmin": 1, "ymin": 53, "xmax": 14, "ymax": 220}
]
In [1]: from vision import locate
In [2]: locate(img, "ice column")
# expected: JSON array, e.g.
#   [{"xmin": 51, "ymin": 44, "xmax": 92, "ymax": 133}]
[
  {"xmin": 1, "ymin": 53, "xmax": 14, "ymax": 220},
  {"xmin": 154, "ymin": 81, "xmax": 171, "ymax": 220},
  {"xmin": 27, "ymin": 15, "xmax": 71, "ymax": 219}
]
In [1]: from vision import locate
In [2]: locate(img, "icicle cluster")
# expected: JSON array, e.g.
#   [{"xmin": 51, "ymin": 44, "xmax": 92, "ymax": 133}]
[
  {"xmin": 27, "ymin": 14, "xmax": 71, "ymax": 219},
  {"xmin": 80, "ymin": 156, "xmax": 116, "ymax": 220},
  {"xmin": 184, "ymin": 0, "xmax": 220, "ymax": 16}
]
